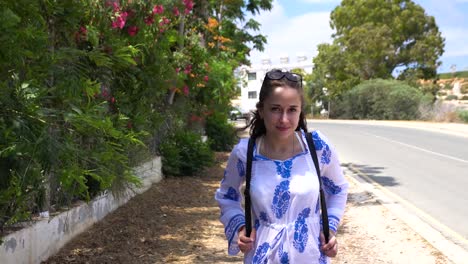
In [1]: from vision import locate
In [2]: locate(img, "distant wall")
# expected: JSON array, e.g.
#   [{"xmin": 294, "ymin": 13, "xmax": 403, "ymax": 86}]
[{"xmin": 0, "ymin": 157, "xmax": 162, "ymax": 264}]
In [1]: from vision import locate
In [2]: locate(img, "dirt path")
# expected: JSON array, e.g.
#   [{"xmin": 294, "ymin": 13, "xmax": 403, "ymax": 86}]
[
  {"xmin": 44, "ymin": 150, "xmax": 452, "ymax": 264},
  {"xmin": 44, "ymin": 152, "xmax": 242, "ymax": 264}
]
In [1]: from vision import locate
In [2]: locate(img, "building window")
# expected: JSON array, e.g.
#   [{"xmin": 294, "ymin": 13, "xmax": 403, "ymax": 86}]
[
  {"xmin": 248, "ymin": 72, "xmax": 257, "ymax": 80},
  {"xmin": 248, "ymin": 91, "xmax": 257, "ymax": 99}
]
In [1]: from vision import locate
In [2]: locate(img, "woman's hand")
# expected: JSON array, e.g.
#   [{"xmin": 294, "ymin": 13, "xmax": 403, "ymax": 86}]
[
  {"xmin": 320, "ymin": 231, "xmax": 338, "ymax": 257},
  {"xmin": 238, "ymin": 226, "xmax": 256, "ymax": 253}
]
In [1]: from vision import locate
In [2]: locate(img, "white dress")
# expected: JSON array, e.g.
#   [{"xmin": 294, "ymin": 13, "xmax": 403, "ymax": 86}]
[{"xmin": 215, "ymin": 130, "xmax": 348, "ymax": 264}]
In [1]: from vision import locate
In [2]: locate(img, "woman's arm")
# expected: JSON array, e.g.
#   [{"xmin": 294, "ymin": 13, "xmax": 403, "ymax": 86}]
[{"xmin": 214, "ymin": 140, "xmax": 248, "ymax": 255}]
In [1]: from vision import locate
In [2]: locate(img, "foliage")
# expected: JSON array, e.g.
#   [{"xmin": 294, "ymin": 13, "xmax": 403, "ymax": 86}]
[
  {"xmin": 438, "ymin": 71, "xmax": 468, "ymax": 79},
  {"xmin": 444, "ymin": 95, "xmax": 458, "ymax": 100},
  {"xmin": 159, "ymin": 131, "xmax": 214, "ymax": 176},
  {"xmin": 0, "ymin": 0, "xmax": 272, "ymax": 231},
  {"xmin": 205, "ymin": 112, "xmax": 237, "ymax": 151},
  {"xmin": 311, "ymin": 0, "xmax": 444, "ymax": 96},
  {"xmin": 334, "ymin": 79, "xmax": 423, "ymax": 120},
  {"xmin": 457, "ymin": 110, "xmax": 468, "ymax": 123},
  {"xmin": 461, "ymin": 83, "xmax": 468, "ymax": 94}
]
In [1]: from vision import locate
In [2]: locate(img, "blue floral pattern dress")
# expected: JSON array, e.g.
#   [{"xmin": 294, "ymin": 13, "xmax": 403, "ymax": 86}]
[{"xmin": 215, "ymin": 130, "xmax": 348, "ymax": 264}]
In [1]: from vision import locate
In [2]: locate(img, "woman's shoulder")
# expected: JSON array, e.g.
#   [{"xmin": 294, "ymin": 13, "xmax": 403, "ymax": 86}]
[
  {"xmin": 300, "ymin": 129, "xmax": 333, "ymax": 146},
  {"xmin": 231, "ymin": 137, "xmax": 250, "ymax": 160},
  {"xmin": 300, "ymin": 129, "xmax": 327, "ymax": 139}
]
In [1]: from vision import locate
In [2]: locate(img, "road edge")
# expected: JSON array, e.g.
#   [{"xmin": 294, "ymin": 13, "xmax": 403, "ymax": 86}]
[{"xmin": 344, "ymin": 165, "xmax": 468, "ymax": 264}]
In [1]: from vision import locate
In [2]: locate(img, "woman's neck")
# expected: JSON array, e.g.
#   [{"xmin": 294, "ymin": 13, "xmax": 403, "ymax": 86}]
[{"xmin": 262, "ymin": 132, "xmax": 299, "ymax": 160}]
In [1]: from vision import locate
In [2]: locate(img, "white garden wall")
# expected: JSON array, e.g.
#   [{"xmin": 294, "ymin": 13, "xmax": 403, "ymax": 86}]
[{"xmin": 0, "ymin": 156, "xmax": 162, "ymax": 264}]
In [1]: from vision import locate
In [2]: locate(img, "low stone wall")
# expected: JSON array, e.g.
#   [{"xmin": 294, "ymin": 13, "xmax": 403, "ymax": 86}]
[{"xmin": 0, "ymin": 156, "xmax": 162, "ymax": 264}]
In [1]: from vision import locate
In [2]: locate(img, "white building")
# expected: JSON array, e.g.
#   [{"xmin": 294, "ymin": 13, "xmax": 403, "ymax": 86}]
[{"xmin": 234, "ymin": 54, "xmax": 313, "ymax": 115}]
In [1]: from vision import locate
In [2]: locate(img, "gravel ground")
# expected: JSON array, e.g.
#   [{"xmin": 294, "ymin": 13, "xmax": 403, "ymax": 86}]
[
  {"xmin": 42, "ymin": 120, "xmax": 459, "ymax": 263},
  {"xmin": 42, "ymin": 149, "xmax": 451, "ymax": 264}
]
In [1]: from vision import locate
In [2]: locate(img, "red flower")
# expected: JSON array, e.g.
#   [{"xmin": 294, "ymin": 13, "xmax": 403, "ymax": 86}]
[
  {"xmin": 183, "ymin": 0, "xmax": 194, "ymax": 14},
  {"xmin": 144, "ymin": 15, "xmax": 154, "ymax": 25},
  {"xmin": 184, "ymin": 64, "xmax": 192, "ymax": 74},
  {"xmin": 204, "ymin": 75, "xmax": 209, "ymax": 82},
  {"xmin": 159, "ymin": 17, "xmax": 171, "ymax": 26},
  {"xmin": 153, "ymin": 5, "xmax": 164, "ymax": 15},
  {"xmin": 112, "ymin": 12, "xmax": 128, "ymax": 29},
  {"xmin": 127, "ymin": 26, "xmax": 139, "ymax": 36},
  {"xmin": 190, "ymin": 114, "xmax": 201, "ymax": 122},
  {"xmin": 183, "ymin": 85, "xmax": 189, "ymax": 96},
  {"xmin": 173, "ymin": 7, "xmax": 180, "ymax": 16}
]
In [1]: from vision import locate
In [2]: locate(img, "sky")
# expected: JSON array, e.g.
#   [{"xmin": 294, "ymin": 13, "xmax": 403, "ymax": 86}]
[{"xmin": 247, "ymin": 0, "xmax": 468, "ymax": 73}]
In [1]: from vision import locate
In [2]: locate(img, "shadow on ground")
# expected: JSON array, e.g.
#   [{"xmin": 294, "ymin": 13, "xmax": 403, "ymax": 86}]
[
  {"xmin": 343, "ymin": 162, "xmax": 400, "ymax": 187},
  {"xmin": 43, "ymin": 152, "xmax": 243, "ymax": 264}
]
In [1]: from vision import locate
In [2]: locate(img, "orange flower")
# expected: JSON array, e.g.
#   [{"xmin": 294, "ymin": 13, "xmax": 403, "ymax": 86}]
[{"xmin": 207, "ymin": 17, "xmax": 219, "ymax": 30}]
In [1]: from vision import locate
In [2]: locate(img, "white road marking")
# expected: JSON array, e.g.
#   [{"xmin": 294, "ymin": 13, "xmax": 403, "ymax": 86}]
[{"xmin": 364, "ymin": 132, "xmax": 468, "ymax": 164}]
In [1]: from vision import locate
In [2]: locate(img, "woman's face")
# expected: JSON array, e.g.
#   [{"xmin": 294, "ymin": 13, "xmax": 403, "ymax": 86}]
[{"xmin": 259, "ymin": 85, "xmax": 302, "ymax": 141}]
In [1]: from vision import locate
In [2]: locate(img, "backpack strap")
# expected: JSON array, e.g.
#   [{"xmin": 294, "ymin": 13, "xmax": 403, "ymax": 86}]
[
  {"xmin": 244, "ymin": 137, "xmax": 255, "ymax": 237},
  {"xmin": 244, "ymin": 133, "xmax": 330, "ymax": 242},
  {"xmin": 305, "ymin": 132, "xmax": 330, "ymax": 243}
]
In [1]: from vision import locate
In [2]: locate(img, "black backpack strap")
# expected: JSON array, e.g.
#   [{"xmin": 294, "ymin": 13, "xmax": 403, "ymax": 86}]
[
  {"xmin": 244, "ymin": 137, "xmax": 255, "ymax": 237},
  {"xmin": 305, "ymin": 132, "xmax": 330, "ymax": 243}
]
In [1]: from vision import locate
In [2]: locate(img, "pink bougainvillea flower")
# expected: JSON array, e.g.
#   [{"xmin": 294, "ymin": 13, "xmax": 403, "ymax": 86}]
[
  {"xmin": 75, "ymin": 26, "xmax": 87, "ymax": 42},
  {"xmin": 79, "ymin": 26, "xmax": 87, "ymax": 35},
  {"xmin": 173, "ymin": 7, "xmax": 180, "ymax": 16},
  {"xmin": 184, "ymin": 64, "xmax": 192, "ymax": 74},
  {"xmin": 153, "ymin": 5, "xmax": 164, "ymax": 15},
  {"xmin": 113, "ymin": 2, "xmax": 120, "ymax": 12},
  {"xmin": 175, "ymin": 67, "xmax": 181, "ymax": 73},
  {"xmin": 183, "ymin": 0, "xmax": 194, "ymax": 10},
  {"xmin": 183, "ymin": 85, "xmax": 189, "ymax": 96},
  {"xmin": 101, "ymin": 90, "xmax": 109, "ymax": 98},
  {"xmin": 144, "ymin": 15, "xmax": 154, "ymax": 25},
  {"xmin": 190, "ymin": 114, "xmax": 201, "ymax": 122},
  {"xmin": 161, "ymin": 17, "xmax": 170, "ymax": 25},
  {"xmin": 183, "ymin": 0, "xmax": 194, "ymax": 14},
  {"xmin": 204, "ymin": 75, "xmax": 209, "ymax": 82},
  {"xmin": 112, "ymin": 12, "xmax": 128, "ymax": 29},
  {"xmin": 127, "ymin": 26, "xmax": 139, "ymax": 36}
]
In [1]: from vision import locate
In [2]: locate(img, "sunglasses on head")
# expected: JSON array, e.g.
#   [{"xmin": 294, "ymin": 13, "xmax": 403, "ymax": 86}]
[{"xmin": 265, "ymin": 70, "xmax": 302, "ymax": 84}]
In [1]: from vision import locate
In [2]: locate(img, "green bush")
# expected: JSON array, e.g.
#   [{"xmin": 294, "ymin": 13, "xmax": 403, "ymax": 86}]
[
  {"xmin": 437, "ymin": 90, "xmax": 447, "ymax": 96},
  {"xmin": 445, "ymin": 95, "xmax": 458, "ymax": 100},
  {"xmin": 457, "ymin": 110, "xmax": 468, "ymax": 123},
  {"xmin": 335, "ymin": 79, "xmax": 423, "ymax": 120},
  {"xmin": 160, "ymin": 131, "xmax": 213, "ymax": 177},
  {"xmin": 460, "ymin": 83, "xmax": 468, "ymax": 94},
  {"xmin": 205, "ymin": 112, "xmax": 237, "ymax": 151}
]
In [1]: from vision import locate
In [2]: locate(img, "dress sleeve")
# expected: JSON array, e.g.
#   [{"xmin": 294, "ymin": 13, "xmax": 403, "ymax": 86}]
[
  {"xmin": 313, "ymin": 131, "xmax": 349, "ymax": 233},
  {"xmin": 214, "ymin": 139, "xmax": 247, "ymax": 255}
]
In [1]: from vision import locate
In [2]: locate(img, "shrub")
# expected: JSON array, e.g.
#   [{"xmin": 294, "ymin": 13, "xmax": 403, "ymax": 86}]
[
  {"xmin": 457, "ymin": 110, "xmax": 468, "ymax": 123},
  {"xmin": 159, "ymin": 131, "xmax": 213, "ymax": 177},
  {"xmin": 460, "ymin": 83, "xmax": 468, "ymax": 94},
  {"xmin": 460, "ymin": 95, "xmax": 468, "ymax": 100},
  {"xmin": 445, "ymin": 95, "xmax": 458, "ymax": 100},
  {"xmin": 437, "ymin": 90, "xmax": 447, "ymax": 96},
  {"xmin": 335, "ymin": 79, "xmax": 423, "ymax": 120},
  {"xmin": 205, "ymin": 112, "xmax": 237, "ymax": 151}
]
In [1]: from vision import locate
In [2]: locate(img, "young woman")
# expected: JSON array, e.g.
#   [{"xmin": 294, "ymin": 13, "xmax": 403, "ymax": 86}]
[{"xmin": 215, "ymin": 69, "xmax": 348, "ymax": 263}]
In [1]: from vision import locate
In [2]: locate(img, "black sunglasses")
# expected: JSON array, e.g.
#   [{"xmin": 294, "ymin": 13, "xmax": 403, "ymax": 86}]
[{"xmin": 265, "ymin": 70, "xmax": 302, "ymax": 84}]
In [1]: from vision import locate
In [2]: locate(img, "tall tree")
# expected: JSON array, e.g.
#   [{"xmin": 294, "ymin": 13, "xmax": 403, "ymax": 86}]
[{"xmin": 312, "ymin": 0, "xmax": 445, "ymax": 95}]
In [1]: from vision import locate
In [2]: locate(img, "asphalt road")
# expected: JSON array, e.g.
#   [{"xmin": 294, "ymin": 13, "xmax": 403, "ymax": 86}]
[{"xmin": 308, "ymin": 120, "xmax": 468, "ymax": 243}]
